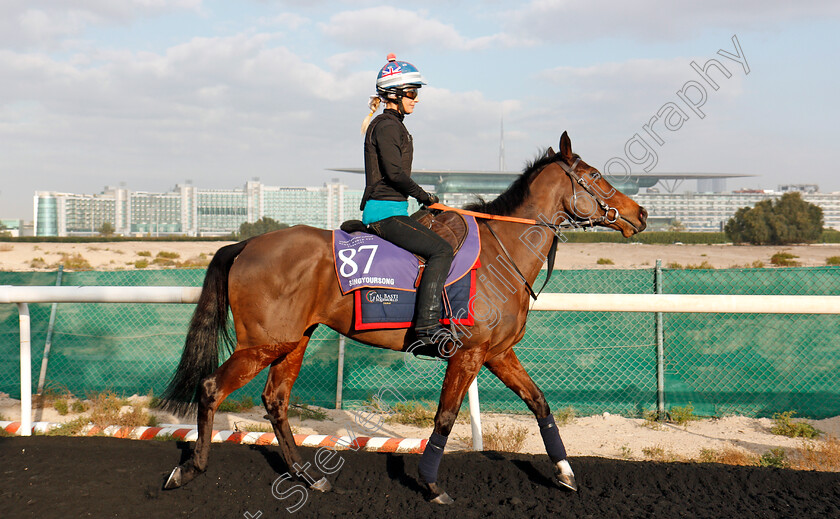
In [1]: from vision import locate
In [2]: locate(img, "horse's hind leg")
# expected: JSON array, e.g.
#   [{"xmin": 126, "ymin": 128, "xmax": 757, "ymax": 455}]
[
  {"xmin": 261, "ymin": 332, "xmax": 331, "ymax": 492},
  {"xmin": 165, "ymin": 344, "xmax": 289, "ymax": 489},
  {"xmin": 484, "ymin": 348, "xmax": 577, "ymax": 491}
]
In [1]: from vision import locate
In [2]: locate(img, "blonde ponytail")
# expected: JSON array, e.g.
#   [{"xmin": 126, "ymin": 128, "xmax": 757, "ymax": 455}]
[{"xmin": 360, "ymin": 95, "xmax": 381, "ymax": 135}]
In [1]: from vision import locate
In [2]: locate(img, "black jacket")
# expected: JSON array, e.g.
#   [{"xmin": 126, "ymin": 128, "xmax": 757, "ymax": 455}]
[{"xmin": 361, "ymin": 109, "xmax": 430, "ymax": 210}]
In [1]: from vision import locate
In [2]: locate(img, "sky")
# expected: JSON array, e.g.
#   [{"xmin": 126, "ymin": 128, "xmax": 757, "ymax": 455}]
[{"xmin": 1, "ymin": 0, "xmax": 838, "ymax": 220}]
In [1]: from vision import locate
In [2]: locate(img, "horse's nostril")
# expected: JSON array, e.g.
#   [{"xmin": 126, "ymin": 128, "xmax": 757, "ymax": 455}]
[{"xmin": 640, "ymin": 207, "xmax": 648, "ymax": 221}]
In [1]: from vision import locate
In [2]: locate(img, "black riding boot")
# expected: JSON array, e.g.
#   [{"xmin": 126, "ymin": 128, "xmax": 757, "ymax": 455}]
[
  {"xmin": 367, "ymin": 215, "xmax": 456, "ymax": 356},
  {"xmin": 412, "ymin": 260, "xmax": 456, "ymax": 356}
]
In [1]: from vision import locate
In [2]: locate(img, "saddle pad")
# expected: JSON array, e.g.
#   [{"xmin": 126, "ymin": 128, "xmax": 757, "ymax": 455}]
[
  {"xmin": 333, "ymin": 215, "xmax": 480, "ymax": 295},
  {"xmin": 354, "ymin": 263, "xmax": 478, "ymax": 330}
]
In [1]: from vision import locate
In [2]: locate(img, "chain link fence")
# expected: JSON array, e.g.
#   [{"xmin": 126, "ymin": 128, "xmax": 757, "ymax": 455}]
[{"xmin": 1, "ymin": 266, "xmax": 838, "ymax": 418}]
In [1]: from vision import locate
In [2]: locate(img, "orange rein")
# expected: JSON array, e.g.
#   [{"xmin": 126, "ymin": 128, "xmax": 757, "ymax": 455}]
[{"xmin": 427, "ymin": 203, "xmax": 543, "ymax": 226}]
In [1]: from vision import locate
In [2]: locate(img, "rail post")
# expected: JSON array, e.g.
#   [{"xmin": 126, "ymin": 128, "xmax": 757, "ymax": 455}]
[
  {"xmin": 18, "ymin": 303, "xmax": 32, "ymax": 436},
  {"xmin": 336, "ymin": 335, "xmax": 346, "ymax": 409},
  {"xmin": 655, "ymin": 259, "xmax": 665, "ymax": 419}
]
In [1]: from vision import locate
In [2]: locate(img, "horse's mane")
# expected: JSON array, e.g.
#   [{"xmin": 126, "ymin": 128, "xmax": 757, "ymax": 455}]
[{"xmin": 462, "ymin": 150, "xmax": 561, "ymax": 216}]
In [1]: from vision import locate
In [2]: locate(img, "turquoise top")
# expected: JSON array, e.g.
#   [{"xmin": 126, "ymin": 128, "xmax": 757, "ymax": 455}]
[{"xmin": 362, "ymin": 199, "xmax": 409, "ymax": 225}]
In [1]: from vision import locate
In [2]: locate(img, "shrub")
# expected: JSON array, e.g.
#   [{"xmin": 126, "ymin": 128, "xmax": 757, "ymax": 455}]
[
  {"xmin": 826, "ymin": 256, "xmax": 840, "ymax": 266},
  {"xmin": 725, "ymin": 192, "xmax": 823, "ymax": 245},
  {"xmin": 771, "ymin": 411, "xmax": 821, "ymax": 438},
  {"xmin": 668, "ymin": 403, "xmax": 699, "ymax": 426},
  {"xmin": 156, "ymin": 251, "xmax": 180, "ymax": 259},
  {"xmin": 759, "ymin": 448, "xmax": 788, "ymax": 469},
  {"xmin": 29, "ymin": 257, "xmax": 48, "ymax": 268},
  {"xmin": 596, "ymin": 257, "xmax": 614, "ymax": 265},
  {"xmin": 770, "ymin": 252, "xmax": 800, "ymax": 267},
  {"xmin": 134, "ymin": 259, "xmax": 149, "ymax": 269},
  {"xmin": 217, "ymin": 396, "xmax": 255, "ymax": 413},
  {"xmin": 554, "ymin": 406, "xmax": 576, "ymax": 426},
  {"xmin": 137, "ymin": 250, "xmax": 151, "ymax": 257}
]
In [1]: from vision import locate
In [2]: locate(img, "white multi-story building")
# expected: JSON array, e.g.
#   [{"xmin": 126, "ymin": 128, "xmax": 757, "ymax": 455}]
[{"xmin": 32, "ymin": 181, "xmax": 414, "ymax": 237}]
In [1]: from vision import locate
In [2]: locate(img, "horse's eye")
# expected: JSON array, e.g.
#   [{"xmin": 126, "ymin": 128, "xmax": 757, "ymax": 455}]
[{"xmin": 590, "ymin": 171, "xmax": 601, "ymax": 181}]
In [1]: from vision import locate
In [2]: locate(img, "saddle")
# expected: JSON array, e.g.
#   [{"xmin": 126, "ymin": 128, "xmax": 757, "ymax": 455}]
[{"xmin": 339, "ymin": 209, "xmax": 469, "ymax": 256}]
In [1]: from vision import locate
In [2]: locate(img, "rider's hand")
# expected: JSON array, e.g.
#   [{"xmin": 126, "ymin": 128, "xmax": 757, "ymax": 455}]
[{"xmin": 422, "ymin": 193, "xmax": 439, "ymax": 207}]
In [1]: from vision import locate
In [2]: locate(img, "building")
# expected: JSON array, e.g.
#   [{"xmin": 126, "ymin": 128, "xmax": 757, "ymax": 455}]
[
  {"xmin": 31, "ymin": 171, "xmax": 840, "ymax": 237},
  {"xmin": 33, "ymin": 181, "xmax": 422, "ymax": 237},
  {"xmin": 332, "ymin": 168, "xmax": 840, "ymax": 232}
]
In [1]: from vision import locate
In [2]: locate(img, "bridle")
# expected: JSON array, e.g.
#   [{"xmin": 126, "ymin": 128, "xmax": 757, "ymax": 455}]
[
  {"xmin": 555, "ymin": 157, "xmax": 641, "ymax": 234},
  {"xmin": 428, "ymin": 155, "xmax": 643, "ymax": 301},
  {"xmin": 458, "ymin": 156, "xmax": 641, "ymax": 300}
]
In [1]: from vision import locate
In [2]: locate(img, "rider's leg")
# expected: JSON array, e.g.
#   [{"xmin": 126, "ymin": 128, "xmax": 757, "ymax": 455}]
[{"xmin": 369, "ymin": 215, "xmax": 454, "ymax": 344}]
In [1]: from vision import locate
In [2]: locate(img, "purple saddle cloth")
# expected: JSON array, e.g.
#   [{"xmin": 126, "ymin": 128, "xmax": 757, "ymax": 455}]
[{"xmin": 332, "ymin": 215, "xmax": 480, "ymax": 295}]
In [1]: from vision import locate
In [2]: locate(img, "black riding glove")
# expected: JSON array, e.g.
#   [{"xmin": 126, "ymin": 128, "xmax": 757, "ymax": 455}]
[{"xmin": 421, "ymin": 193, "xmax": 439, "ymax": 207}]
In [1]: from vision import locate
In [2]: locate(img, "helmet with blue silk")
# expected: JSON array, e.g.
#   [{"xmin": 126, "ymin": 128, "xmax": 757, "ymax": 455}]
[{"xmin": 376, "ymin": 54, "xmax": 426, "ymax": 99}]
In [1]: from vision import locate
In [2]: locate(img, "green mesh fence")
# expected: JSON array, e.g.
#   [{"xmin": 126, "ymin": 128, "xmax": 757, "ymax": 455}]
[{"xmin": 1, "ymin": 266, "xmax": 838, "ymax": 419}]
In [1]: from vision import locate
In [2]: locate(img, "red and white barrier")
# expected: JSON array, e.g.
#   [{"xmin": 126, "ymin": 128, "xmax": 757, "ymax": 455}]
[{"xmin": 0, "ymin": 421, "xmax": 428, "ymax": 453}]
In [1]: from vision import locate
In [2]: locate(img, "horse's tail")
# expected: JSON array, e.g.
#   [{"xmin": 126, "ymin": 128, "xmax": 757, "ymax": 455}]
[{"xmin": 159, "ymin": 239, "xmax": 250, "ymax": 416}]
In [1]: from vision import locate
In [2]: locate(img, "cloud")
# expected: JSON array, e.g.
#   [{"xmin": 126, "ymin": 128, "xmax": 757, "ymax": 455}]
[
  {"xmin": 320, "ymin": 7, "xmax": 529, "ymax": 51},
  {"xmin": 503, "ymin": 0, "xmax": 840, "ymax": 43},
  {"xmin": 0, "ymin": 0, "xmax": 204, "ymax": 49}
]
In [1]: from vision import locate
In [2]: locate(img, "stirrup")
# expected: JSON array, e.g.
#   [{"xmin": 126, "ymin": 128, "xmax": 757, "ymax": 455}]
[{"xmin": 412, "ymin": 325, "xmax": 458, "ymax": 357}]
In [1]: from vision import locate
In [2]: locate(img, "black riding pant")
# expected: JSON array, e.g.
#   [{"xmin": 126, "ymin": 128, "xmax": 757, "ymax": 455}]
[{"xmin": 368, "ymin": 215, "xmax": 454, "ymax": 330}]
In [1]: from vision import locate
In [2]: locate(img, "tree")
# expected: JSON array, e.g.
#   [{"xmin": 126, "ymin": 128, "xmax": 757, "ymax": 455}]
[
  {"xmin": 725, "ymin": 192, "xmax": 823, "ymax": 245},
  {"xmin": 98, "ymin": 222, "xmax": 116, "ymax": 236},
  {"xmin": 236, "ymin": 217, "xmax": 289, "ymax": 240}
]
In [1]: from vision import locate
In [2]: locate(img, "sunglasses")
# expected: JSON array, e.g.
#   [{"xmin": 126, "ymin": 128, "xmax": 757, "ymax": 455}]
[{"xmin": 402, "ymin": 89, "xmax": 419, "ymax": 100}]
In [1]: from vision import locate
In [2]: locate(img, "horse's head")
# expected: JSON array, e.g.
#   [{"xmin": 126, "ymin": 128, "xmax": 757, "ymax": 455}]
[{"xmin": 545, "ymin": 132, "xmax": 647, "ymax": 237}]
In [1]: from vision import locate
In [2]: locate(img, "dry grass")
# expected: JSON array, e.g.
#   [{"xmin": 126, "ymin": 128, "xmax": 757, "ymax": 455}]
[
  {"xmin": 52, "ymin": 252, "xmax": 92, "ymax": 270},
  {"xmin": 554, "ymin": 406, "xmax": 577, "ymax": 426},
  {"xmin": 29, "ymin": 257, "xmax": 48, "ymax": 268},
  {"xmin": 826, "ymin": 256, "xmax": 840, "ymax": 266},
  {"xmin": 791, "ymin": 436, "xmax": 840, "ymax": 471},
  {"xmin": 698, "ymin": 445, "xmax": 758, "ymax": 466},
  {"xmin": 483, "ymin": 423, "xmax": 529, "ymax": 453},
  {"xmin": 386, "ymin": 401, "xmax": 436, "ymax": 427},
  {"xmin": 641, "ymin": 444, "xmax": 681, "ymax": 462},
  {"xmin": 596, "ymin": 257, "xmax": 614, "ymax": 265}
]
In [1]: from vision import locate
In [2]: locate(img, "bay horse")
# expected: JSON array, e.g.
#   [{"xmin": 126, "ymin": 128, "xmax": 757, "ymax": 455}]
[{"xmin": 160, "ymin": 131, "xmax": 647, "ymax": 502}]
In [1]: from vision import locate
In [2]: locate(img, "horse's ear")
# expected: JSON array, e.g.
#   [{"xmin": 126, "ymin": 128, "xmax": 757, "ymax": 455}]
[
  {"xmin": 559, "ymin": 131, "xmax": 573, "ymax": 161},
  {"xmin": 545, "ymin": 146, "xmax": 555, "ymax": 158}
]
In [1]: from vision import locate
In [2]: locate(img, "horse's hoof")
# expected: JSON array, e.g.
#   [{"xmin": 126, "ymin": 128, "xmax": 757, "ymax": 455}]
[
  {"xmin": 554, "ymin": 459, "xmax": 578, "ymax": 492},
  {"xmin": 423, "ymin": 481, "xmax": 454, "ymax": 504},
  {"xmin": 310, "ymin": 477, "xmax": 332, "ymax": 493},
  {"xmin": 164, "ymin": 466, "xmax": 182, "ymax": 490},
  {"xmin": 555, "ymin": 472, "xmax": 578, "ymax": 492}
]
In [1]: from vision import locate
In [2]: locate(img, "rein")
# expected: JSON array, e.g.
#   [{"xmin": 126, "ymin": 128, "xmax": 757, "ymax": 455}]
[{"xmin": 427, "ymin": 156, "xmax": 630, "ymax": 300}]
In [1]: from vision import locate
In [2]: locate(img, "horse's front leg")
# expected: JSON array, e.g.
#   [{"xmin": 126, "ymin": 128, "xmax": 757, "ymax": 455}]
[
  {"xmin": 484, "ymin": 348, "xmax": 577, "ymax": 491},
  {"xmin": 418, "ymin": 345, "xmax": 485, "ymax": 504}
]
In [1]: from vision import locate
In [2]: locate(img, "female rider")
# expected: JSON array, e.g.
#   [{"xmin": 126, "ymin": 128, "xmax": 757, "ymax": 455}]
[{"xmin": 360, "ymin": 54, "xmax": 454, "ymax": 351}]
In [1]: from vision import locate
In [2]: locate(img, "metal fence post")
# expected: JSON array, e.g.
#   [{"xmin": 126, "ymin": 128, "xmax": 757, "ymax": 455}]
[
  {"xmin": 336, "ymin": 335, "xmax": 345, "ymax": 409},
  {"xmin": 655, "ymin": 259, "xmax": 665, "ymax": 419},
  {"xmin": 37, "ymin": 266, "xmax": 63, "ymax": 396}
]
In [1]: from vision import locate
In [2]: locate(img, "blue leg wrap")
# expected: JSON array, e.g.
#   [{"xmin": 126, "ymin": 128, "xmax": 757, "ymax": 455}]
[
  {"xmin": 418, "ymin": 432, "xmax": 448, "ymax": 484},
  {"xmin": 537, "ymin": 415, "xmax": 567, "ymax": 463}
]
